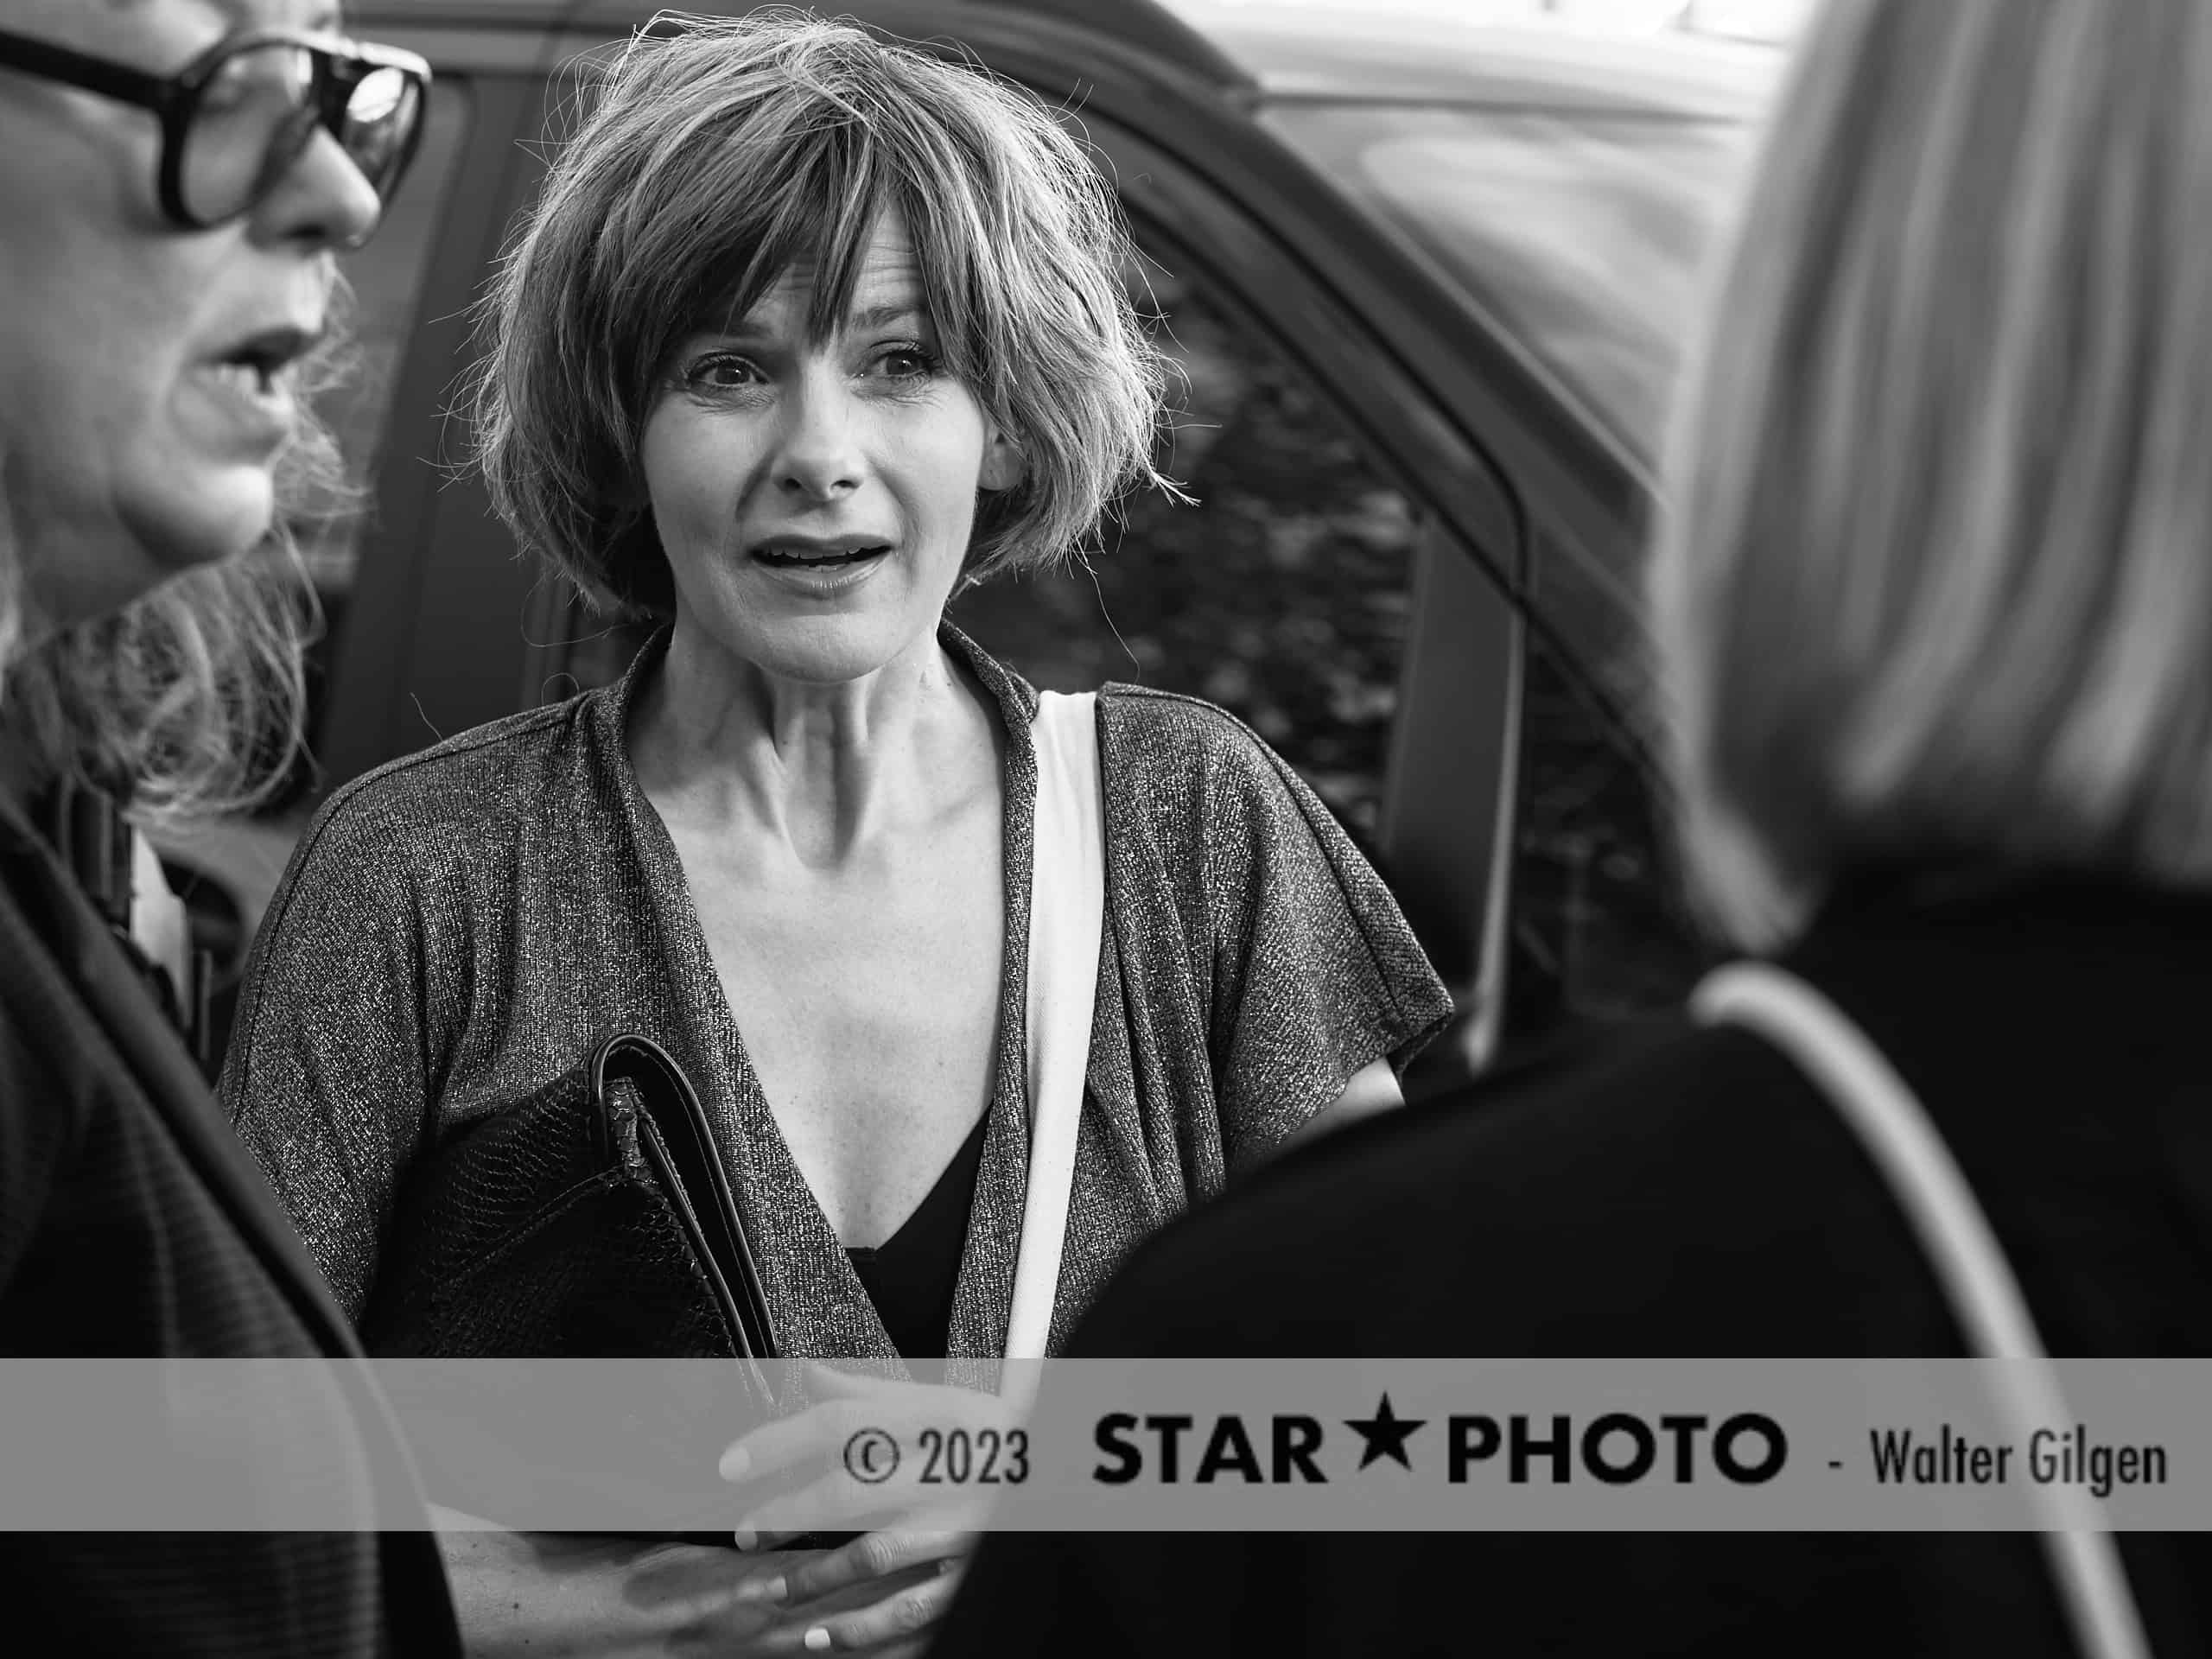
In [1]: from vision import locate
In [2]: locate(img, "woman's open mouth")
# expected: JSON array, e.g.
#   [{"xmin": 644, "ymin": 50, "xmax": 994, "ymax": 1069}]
[
  {"xmin": 747, "ymin": 535, "xmax": 896, "ymax": 592},
  {"xmin": 182, "ymin": 324, "xmax": 317, "ymax": 458},
  {"xmin": 752, "ymin": 543, "xmax": 892, "ymax": 569}
]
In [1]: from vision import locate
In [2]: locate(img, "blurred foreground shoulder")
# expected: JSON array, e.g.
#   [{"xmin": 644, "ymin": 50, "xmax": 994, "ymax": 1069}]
[{"xmin": 1066, "ymin": 1012, "xmax": 1953, "ymax": 1358}]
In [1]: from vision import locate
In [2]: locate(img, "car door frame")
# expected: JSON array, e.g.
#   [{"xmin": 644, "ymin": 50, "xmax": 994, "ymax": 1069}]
[{"xmin": 1063, "ymin": 110, "xmax": 1529, "ymax": 1082}]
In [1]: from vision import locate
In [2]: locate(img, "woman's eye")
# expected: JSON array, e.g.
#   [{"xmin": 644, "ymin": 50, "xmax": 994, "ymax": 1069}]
[
  {"xmin": 684, "ymin": 357, "xmax": 761, "ymax": 391},
  {"xmin": 876, "ymin": 346, "xmax": 939, "ymax": 380},
  {"xmin": 198, "ymin": 66, "xmax": 261, "ymax": 117}
]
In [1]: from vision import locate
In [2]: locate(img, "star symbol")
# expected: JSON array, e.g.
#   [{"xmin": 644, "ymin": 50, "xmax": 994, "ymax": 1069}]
[{"xmin": 1344, "ymin": 1393, "xmax": 1427, "ymax": 1471}]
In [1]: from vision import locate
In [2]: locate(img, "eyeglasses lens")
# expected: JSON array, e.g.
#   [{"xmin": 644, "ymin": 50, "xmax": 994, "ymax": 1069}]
[
  {"xmin": 181, "ymin": 42, "xmax": 421, "ymax": 223},
  {"xmin": 341, "ymin": 67, "xmax": 422, "ymax": 192},
  {"xmin": 181, "ymin": 42, "xmax": 315, "ymax": 223}
]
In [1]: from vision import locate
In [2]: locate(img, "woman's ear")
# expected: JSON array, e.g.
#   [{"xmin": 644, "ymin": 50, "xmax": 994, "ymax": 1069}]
[{"xmin": 979, "ymin": 431, "xmax": 1025, "ymax": 493}]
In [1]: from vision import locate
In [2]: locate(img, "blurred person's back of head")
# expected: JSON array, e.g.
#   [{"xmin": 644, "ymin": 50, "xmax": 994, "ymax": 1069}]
[{"xmin": 1649, "ymin": 0, "xmax": 2212, "ymax": 952}]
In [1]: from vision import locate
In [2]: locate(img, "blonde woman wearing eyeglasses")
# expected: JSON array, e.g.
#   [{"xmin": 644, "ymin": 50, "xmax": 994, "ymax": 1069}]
[{"xmin": 0, "ymin": 2, "xmax": 454, "ymax": 1652}]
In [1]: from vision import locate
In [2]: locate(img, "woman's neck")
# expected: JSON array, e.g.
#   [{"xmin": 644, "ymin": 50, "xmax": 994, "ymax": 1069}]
[{"xmin": 626, "ymin": 620, "xmax": 995, "ymax": 869}]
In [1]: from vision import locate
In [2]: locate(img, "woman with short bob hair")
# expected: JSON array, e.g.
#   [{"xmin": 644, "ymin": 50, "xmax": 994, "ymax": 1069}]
[
  {"xmin": 928, "ymin": 2, "xmax": 2212, "ymax": 1654},
  {"xmin": 226, "ymin": 9, "xmax": 1450, "ymax": 1654},
  {"xmin": 476, "ymin": 3, "xmax": 1166, "ymax": 613}
]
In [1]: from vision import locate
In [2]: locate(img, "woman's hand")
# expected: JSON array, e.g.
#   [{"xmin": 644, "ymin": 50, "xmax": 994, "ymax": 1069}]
[
  {"xmin": 431, "ymin": 1511, "xmax": 816, "ymax": 1657},
  {"xmin": 715, "ymin": 1363, "xmax": 1018, "ymax": 1652},
  {"xmin": 732, "ymin": 1532, "xmax": 970, "ymax": 1656}
]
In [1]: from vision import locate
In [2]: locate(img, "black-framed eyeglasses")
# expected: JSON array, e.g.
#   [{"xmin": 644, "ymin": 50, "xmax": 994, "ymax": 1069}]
[{"xmin": 0, "ymin": 24, "xmax": 430, "ymax": 232}]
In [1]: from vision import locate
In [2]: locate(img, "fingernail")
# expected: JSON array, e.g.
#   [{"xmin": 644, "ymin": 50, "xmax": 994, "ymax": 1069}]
[
  {"xmin": 734, "ymin": 1573, "xmax": 786, "ymax": 1606},
  {"xmin": 804, "ymin": 1627, "xmax": 832, "ymax": 1652},
  {"xmin": 731, "ymin": 1529, "xmax": 758, "ymax": 1551},
  {"xmin": 720, "ymin": 1446, "xmax": 751, "ymax": 1482}
]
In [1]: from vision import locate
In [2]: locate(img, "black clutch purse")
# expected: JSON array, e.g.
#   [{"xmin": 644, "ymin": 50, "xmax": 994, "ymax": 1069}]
[
  {"xmin": 361, "ymin": 1033, "xmax": 777, "ymax": 1375},
  {"xmin": 359, "ymin": 1035, "xmax": 781, "ymax": 1532}
]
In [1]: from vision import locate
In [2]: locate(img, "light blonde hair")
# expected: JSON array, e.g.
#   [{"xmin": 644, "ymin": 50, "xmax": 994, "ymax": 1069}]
[
  {"xmin": 1649, "ymin": 0, "xmax": 2212, "ymax": 950},
  {"xmin": 0, "ymin": 301, "xmax": 358, "ymax": 825},
  {"xmin": 470, "ymin": 8, "xmax": 1172, "ymax": 618}
]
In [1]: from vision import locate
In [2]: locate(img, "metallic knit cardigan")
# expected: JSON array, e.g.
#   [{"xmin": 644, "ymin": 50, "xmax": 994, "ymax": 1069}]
[{"xmin": 221, "ymin": 625, "xmax": 1452, "ymax": 1363}]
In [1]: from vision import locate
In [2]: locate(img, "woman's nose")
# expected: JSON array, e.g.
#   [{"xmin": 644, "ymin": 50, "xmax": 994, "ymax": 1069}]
[
  {"xmin": 252, "ymin": 125, "xmax": 385, "ymax": 252},
  {"xmin": 773, "ymin": 381, "xmax": 866, "ymax": 501}
]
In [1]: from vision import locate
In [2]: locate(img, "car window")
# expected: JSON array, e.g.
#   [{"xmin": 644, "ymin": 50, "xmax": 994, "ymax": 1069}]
[
  {"xmin": 1254, "ymin": 94, "xmax": 1748, "ymax": 1039},
  {"xmin": 1504, "ymin": 532, "xmax": 1711, "ymax": 1039},
  {"xmin": 1259, "ymin": 100, "xmax": 1757, "ymax": 470},
  {"xmin": 947, "ymin": 249, "xmax": 1421, "ymax": 844}
]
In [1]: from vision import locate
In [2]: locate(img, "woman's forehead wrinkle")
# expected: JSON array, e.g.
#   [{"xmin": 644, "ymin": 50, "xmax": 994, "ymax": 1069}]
[
  {"xmin": 694, "ymin": 194, "xmax": 924, "ymax": 345},
  {"xmin": 794, "ymin": 233, "xmax": 925, "ymax": 341},
  {"xmin": 850, "ymin": 255, "xmax": 925, "ymax": 315},
  {"xmin": 697, "ymin": 281, "xmax": 929, "ymax": 346},
  {"xmin": 847, "ymin": 302, "xmax": 927, "ymax": 332}
]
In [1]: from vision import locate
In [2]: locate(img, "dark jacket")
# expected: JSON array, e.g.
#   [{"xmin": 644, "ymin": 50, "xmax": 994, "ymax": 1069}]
[
  {"xmin": 0, "ymin": 790, "xmax": 460, "ymax": 1658},
  {"xmin": 929, "ymin": 868, "xmax": 2212, "ymax": 1657}
]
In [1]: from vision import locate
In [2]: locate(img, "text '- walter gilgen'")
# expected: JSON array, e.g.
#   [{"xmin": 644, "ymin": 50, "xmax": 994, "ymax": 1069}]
[{"xmin": 1870, "ymin": 1424, "xmax": 2167, "ymax": 1500}]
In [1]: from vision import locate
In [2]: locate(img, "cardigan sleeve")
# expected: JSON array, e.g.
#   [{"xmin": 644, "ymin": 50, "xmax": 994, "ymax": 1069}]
[
  {"xmin": 1207, "ymin": 716, "xmax": 1452, "ymax": 1166},
  {"xmin": 218, "ymin": 794, "xmax": 435, "ymax": 1322},
  {"xmin": 1106, "ymin": 689, "xmax": 1454, "ymax": 1175}
]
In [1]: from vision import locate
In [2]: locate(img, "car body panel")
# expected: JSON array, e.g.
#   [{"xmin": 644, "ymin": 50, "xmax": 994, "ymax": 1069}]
[{"xmin": 1166, "ymin": 0, "xmax": 1775, "ymax": 116}]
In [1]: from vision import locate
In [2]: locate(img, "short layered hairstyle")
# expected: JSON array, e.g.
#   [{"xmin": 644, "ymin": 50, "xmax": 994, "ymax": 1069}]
[
  {"xmin": 1649, "ymin": 0, "xmax": 2212, "ymax": 949},
  {"xmin": 471, "ymin": 7, "xmax": 1172, "ymax": 616}
]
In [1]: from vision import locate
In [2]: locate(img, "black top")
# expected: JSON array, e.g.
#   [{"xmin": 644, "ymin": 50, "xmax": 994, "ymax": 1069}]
[
  {"xmin": 930, "ymin": 868, "xmax": 2212, "ymax": 1658},
  {"xmin": 846, "ymin": 1111, "xmax": 990, "ymax": 1359},
  {"xmin": 0, "ymin": 785, "xmax": 460, "ymax": 1657}
]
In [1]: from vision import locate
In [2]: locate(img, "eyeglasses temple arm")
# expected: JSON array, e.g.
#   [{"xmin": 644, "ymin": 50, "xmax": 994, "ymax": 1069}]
[{"xmin": 0, "ymin": 25, "xmax": 177, "ymax": 116}]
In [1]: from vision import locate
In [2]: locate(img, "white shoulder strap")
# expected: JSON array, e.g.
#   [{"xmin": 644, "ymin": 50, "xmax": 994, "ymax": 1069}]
[
  {"xmin": 1004, "ymin": 690, "xmax": 1104, "ymax": 1367},
  {"xmin": 1692, "ymin": 962, "xmax": 2152, "ymax": 1659}
]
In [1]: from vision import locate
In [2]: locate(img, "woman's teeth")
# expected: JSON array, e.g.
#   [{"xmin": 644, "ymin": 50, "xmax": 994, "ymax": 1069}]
[
  {"xmin": 755, "ymin": 546, "xmax": 889, "ymax": 567},
  {"xmin": 212, "ymin": 362, "xmax": 274, "ymax": 397}
]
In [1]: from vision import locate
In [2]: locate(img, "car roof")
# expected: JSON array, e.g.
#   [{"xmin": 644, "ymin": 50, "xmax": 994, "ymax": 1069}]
[
  {"xmin": 344, "ymin": 0, "xmax": 1250, "ymax": 83},
  {"xmin": 1163, "ymin": 1, "xmax": 1780, "ymax": 120},
  {"xmin": 348, "ymin": 0, "xmax": 1780, "ymax": 118}
]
